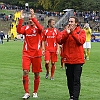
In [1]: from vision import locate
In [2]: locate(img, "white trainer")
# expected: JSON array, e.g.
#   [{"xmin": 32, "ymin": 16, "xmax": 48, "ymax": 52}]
[
  {"xmin": 22, "ymin": 93, "xmax": 30, "ymax": 99},
  {"xmin": 33, "ymin": 93, "xmax": 38, "ymax": 98}
]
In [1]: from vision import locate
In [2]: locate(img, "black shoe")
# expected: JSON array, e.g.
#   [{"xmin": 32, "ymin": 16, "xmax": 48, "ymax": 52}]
[
  {"xmin": 45, "ymin": 73, "xmax": 49, "ymax": 79},
  {"xmin": 69, "ymin": 96, "xmax": 73, "ymax": 100}
]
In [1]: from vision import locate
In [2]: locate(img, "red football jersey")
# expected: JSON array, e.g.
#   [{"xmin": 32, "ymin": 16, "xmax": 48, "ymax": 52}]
[
  {"xmin": 17, "ymin": 18, "xmax": 43, "ymax": 57},
  {"xmin": 43, "ymin": 28, "xmax": 59, "ymax": 52}
]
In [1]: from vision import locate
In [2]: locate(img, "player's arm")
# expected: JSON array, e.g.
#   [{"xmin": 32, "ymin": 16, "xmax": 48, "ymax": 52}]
[
  {"xmin": 42, "ymin": 30, "xmax": 46, "ymax": 55},
  {"xmin": 57, "ymin": 43, "xmax": 60, "ymax": 55},
  {"xmin": 71, "ymin": 29, "xmax": 86, "ymax": 45},
  {"xmin": 30, "ymin": 9, "xmax": 43, "ymax": 32},
  {"xmin": 56, "ymin": 30, "xmax": 60, "ymax": 54},
  {"xmin": 17, "ymin": 10, "xmax": 26, "ymax": 34},
  {"xmin": 57, "ymin": 25, "xmax": 70, "ymax": 45},
  {"xmin": 89, "ymin": 28, "xmax": 92, "ymax": 34},
  {"xmin": 42, "ymin": 41, "xmax": 45, "ymax": 56}
]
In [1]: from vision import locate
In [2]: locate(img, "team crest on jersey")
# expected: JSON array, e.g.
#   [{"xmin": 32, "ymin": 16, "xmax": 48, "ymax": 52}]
[
  {"xmin": 32, "ymin": 29, "xmax": 37, "ymax": 36},
  {"xmin": 33, "ymin": 29, "xmax": 36, "ymax": 33}
]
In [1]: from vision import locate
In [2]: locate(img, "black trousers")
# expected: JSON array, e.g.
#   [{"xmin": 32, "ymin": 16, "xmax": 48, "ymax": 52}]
[{"xmin": 65, "ymin": 64, "xmax": 83, "ymax": 100}]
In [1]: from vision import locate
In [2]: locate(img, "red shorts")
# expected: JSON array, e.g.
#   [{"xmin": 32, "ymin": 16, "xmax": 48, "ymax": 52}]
[
  {"xmin": 44, "ymin": 51, "xmax": 58, "ymax": 62},
  {"xmin": 22, "ymin": 56, "xmax": 42, "ymax": 73}
]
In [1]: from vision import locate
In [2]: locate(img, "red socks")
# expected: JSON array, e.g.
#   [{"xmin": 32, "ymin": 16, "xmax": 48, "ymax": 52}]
[
  {"xmin": 45, "ymin": 63, "xmax": 56, "ymax": 78},
  {"xmin": 51, "ymin": 64, "xmax": 56, "ymax": 78},
  {"xmin": 23, "ymin": 75, "xmax": 29, "ymax": 93},
  {"xmin": 34, "ymin": 76, "xmax": 40, "ymax": 93},
  {"xmin": 23, "ymin": 75, "xmax": 40, "ymax": 93}
]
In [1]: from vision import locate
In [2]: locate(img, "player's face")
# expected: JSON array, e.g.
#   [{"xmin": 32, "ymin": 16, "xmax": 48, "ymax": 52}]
[
  {"xmin": 68, "ymin": 18, "xmax": 77, "ymax": 29},
  {"xmin": 49, "ymin": 20, "xmax": 55, "ymax": 28},
  {"xmin": 28, "ymin": 18, "xmax": 35, "ymax": 26}
]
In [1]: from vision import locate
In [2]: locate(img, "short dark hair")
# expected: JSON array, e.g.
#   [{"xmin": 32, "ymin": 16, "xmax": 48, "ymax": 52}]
[
  {"xmin": 70, "ymin": 16, "xmax": 79, "ymax": 23},
  {"xmin": 48, "ymin": 19, "xmax": 54, "ymax": 24}
]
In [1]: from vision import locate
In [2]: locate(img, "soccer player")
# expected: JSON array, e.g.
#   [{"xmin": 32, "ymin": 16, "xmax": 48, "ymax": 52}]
[
  {"xmin": 83, "ymin": 23, "xmax": 92, "ymax": 60},
  {"xmin": 57, "ymin": 16, "xmax": 86, "ymax": 100},
  {"xmin": 17, "ymin": 9, "xmax": 43, "ymax": 99},
  {"xmin": 42, "ymin": 19, "xmax": 59, "ymax": 80},
  {"xmin": 59, "ymin": 44, "xmax": 64, "ymax": 69},
  {"xmin": 59, "ymin": 23, "xmax": 68, "ymax": 69}
]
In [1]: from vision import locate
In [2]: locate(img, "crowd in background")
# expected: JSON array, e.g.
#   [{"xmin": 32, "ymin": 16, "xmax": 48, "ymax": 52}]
[
  {"xmin": 75, "ymin": 11, "xmax": 100, "ymax": 23},
  {"xmin": 0, "ymin": 3, "xmax": 100, "ymax": 23},
  {"xmin": 0, "ymin": 3, "xmax": 100, "ymax": 42}
]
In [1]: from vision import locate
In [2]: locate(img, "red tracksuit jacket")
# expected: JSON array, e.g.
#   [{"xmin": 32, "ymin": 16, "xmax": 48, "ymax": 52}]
[{"xmin": 57, "ymin": 26, "xmax": 86, "ymax": 64}]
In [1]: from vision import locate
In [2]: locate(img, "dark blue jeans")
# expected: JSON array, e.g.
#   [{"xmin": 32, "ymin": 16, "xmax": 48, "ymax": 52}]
[{"xmin": 65, "ymin": 64, "xmax": 83, "ymax": 100}]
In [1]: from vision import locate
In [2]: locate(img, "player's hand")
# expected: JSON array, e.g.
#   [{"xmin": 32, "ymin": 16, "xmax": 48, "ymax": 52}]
[
  {"xmin": 20, "ymin": 10, "xmax": 24, "ymax": 19},
  {"xmin": 69, "ymin": 24, "xmax": 76, "ymax": 32},
  {"xmin": 65, "ymin": 25, "xmax": 71, "ymax": 34},
  {"xmin": 30, "ymin": 8, "xmax": 36, "ymax": 18},
  {"xmin": 56, "ymin": 50, "xmax": 59, "ymax": 55},
  {"xmin": 59, "ymin": 45, "xmax": 62, "ymax": 48}
]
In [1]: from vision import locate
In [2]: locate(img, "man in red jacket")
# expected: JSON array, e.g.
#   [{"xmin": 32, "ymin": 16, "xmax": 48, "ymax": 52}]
[
  {"xmin": 17, "ymin": 9, "xmax": 43, "ymax": 99},
  {"xmin": 57, "ymin": 16, "xmax": 86, "ymax": 100}
]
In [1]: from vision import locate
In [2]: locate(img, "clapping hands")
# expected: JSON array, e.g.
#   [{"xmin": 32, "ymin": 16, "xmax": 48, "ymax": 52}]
[
  {"xmin": 20, "ymin": 9, "xmax": 36, "ymax": 19},
  {"xmin": 30, "ymin": 9, "xmax": 36, "ymax": 18}
]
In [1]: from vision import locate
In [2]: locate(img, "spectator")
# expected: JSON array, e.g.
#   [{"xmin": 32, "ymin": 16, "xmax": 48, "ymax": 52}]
[{"xmin": 0, "ymin": 31, "xmax": 5, "ymax": 44}]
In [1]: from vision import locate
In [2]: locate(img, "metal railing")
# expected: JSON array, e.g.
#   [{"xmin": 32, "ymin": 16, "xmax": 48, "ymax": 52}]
[{"xmin": 55, "ymin": 9, "xmax": 74, "ymax": 29}]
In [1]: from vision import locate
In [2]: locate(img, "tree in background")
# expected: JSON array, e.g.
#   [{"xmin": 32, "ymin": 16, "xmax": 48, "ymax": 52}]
[{"xmin": 0, "ymin": 0, "xmax": 100, "ymax": 12}]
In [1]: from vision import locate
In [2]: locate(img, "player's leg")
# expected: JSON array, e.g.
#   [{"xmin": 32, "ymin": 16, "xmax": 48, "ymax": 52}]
[
  {"xmin": 22, "ymin": 56, "xmax": 31, "ymax": 99},
  {"xmin": 0, "ymin": 38, "xmax": 1, "ymax": 44},
  {"xmin": 87, "ymin": 48, "xmax": 90, "ymax": 60},
  {"xmin": 86, "ymin": 42, "xmax": 91, "ymax": 60},
  {"xmin": 50, "ymin": 52, "xmax": 58, "ymax": 80},
  {"xmin": 1, "ymin": 39, "xmax": 3, "ymax": 44},
  {"xmin": 83, "ymin": 42, "xmax": 87, "ymax": 59},
  {"xmin": 23, "ymin": 70, "xmax": 29, "ymax": 93},
  {"xmin": 44, "ymin": 51, "xmax": 50, "ymax": 79},
  {"xmin": 61, "ymin": 57, "xmax": 64, "ymax": 69},
  {"xmin": 33, "ymin": 72, "xmax": 40, "ymax": 98},
  {"xmin": 84, "ymin": 48, "xmax": 87, "ymax": 59},
  {"xmin": 50, "ymin": 62, "xmax": 56, "ymax": 80},
  {"xmin": 45, "ymin": 61, "xmax": 50, "ymax": 79},
  {"xmin": 32, "ymin": 57, "xmax": 42, "ymax": 98},
  {"xmin": 22, "ymin": 70, "xmax": 30, "ymax": 99},
  {"xmin": 65, "ymin": 64, "xmax": 74, "ymax": 100},
  {"xmin": 60, "ymin": 46, "xmax": 64, "ymax": 69},
  {"xmin": 73, "ymin": 64, "xmax": 83, "ymax": 100}
]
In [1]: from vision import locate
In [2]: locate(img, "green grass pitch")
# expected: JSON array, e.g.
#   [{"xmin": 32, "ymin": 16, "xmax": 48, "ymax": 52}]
[{"xmin": 0, "ymin": 40, "xmax": 100, "ymax": 100}]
